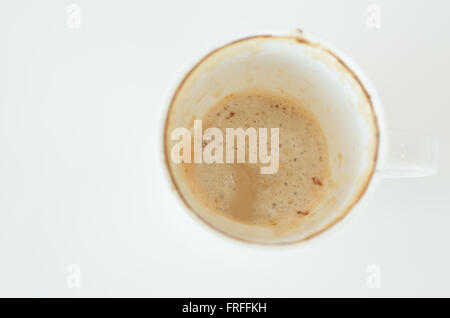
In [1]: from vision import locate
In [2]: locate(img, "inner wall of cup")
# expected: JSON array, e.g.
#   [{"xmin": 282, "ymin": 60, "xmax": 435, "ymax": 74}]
[{"xmin": 165, "ymin": 36, "xmax": 378, "ymax": 244}]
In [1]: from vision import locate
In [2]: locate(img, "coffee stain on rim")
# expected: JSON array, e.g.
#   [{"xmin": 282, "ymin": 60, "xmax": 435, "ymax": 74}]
[{"xmin": 163, "ymin": 33, "xmax": 380, "ymax": 246}]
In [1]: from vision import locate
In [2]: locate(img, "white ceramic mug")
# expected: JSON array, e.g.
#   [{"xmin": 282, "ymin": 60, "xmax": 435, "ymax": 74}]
[{"xmin": 162, "ymin": 29, "xmax": 439, "ymax": 245}]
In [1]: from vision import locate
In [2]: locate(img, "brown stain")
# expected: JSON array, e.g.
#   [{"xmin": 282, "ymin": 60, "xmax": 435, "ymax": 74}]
[
  {"xmin": 312, "ymin": 177, "xmax": 323, "ymax": 186},
  {"xmin": 225, "ymin": 111, "xmax": 235, "ymax": 119},
  {"xmin": 163, "ymin": 33, "xmax": 380, "ymax": 246},
  {"xmin": 295, "ymin": 37, "xmax": 310, "ymax": 45}
]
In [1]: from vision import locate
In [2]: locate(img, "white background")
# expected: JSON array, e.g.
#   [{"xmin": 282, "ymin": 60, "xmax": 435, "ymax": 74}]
[{"xmin": 0, "ymin": 0, "xmax": 449, "ymax": 297}]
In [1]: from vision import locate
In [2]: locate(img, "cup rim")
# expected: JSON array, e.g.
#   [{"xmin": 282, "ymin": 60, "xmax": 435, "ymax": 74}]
[{"xmin": 161, "ymin": 29, "xmax": 381, "ymax": 246}]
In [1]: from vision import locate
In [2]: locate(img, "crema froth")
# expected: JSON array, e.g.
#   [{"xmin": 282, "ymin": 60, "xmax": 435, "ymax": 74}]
[{"xmin": 180, "ymin": 89, "xmax": 329, "ymax": 234}]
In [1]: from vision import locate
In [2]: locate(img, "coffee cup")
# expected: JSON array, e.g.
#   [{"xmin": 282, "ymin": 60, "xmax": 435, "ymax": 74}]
[{"xmin": 162, "ymin": 29, "xmax": 438, "ymax": 245}]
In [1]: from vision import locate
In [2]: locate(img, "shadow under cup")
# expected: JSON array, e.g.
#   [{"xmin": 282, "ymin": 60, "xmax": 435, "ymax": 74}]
[{"xmin": 164, "ymin": 34, "xmax": 379, "ymax": 244}]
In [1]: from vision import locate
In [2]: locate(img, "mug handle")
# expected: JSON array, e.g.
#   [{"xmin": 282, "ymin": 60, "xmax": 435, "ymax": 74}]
[{"xmin": 378, "ymin": 128, "xmax": 439, "ymax": 178}]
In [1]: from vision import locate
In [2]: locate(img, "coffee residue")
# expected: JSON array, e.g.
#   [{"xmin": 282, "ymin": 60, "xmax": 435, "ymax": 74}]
[{"xmin": 181, "ymin": 88, "xmax": 330, "ymax": 234}]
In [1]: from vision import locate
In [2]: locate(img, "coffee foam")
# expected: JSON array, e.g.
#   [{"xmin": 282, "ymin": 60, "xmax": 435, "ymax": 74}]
[{"xmin": 180, "ymin": 88, "xmax": 329, "ymax": 235}]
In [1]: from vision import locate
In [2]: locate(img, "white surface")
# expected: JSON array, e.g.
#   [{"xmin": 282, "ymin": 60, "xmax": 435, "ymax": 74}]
[{"xmin": 0, "ymin": 0, "xmax": 449, "ymax": 297}]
